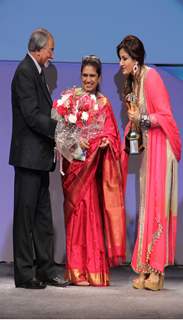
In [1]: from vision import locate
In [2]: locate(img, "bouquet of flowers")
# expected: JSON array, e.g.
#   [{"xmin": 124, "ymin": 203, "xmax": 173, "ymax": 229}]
[{"xmin": 51, "ymin": 87, "xmax": 105, "ymax": 164}]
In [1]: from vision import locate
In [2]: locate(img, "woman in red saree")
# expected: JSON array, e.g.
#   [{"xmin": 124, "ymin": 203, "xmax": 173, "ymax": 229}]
[
  {"xmin": 61, "ymin": 55, "xmax": 126, "ymax": 286},
  {"xmin": 117, "ymin": 35, "xmax": 181, "ymax": 290}
]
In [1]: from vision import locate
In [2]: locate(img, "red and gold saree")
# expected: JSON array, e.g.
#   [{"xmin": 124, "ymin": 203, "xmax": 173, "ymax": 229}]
[{"xmin": 62, "ymin": 94, "xmax": 126, "ymax": 286}]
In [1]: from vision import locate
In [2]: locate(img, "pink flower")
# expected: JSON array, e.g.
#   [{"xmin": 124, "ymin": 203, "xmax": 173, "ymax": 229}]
[
  {"xmin": 57, "ymin": 106, "xmax": 68, "ymax": 117},
  {"xmin": 52, "ymin": 100, "xmax": 58, "ymax": 109},
  {"xmin": 52, "ymin": 87, "xmax": 101, "ymax": 128}
]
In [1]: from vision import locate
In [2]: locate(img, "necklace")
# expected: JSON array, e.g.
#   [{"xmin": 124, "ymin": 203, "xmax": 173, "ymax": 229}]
[{"xmin": 132, "ymin": 65, "xmax": 146, "ymax": 108}]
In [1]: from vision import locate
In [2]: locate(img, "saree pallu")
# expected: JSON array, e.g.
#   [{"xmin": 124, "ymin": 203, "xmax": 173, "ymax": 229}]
[
  {"xmin": 123, "ymin": 67, "xmax": 181, "ymax": 274},
  {"xmin": 63, "ymin": 102, "xmax": 126, "ymax": 286}
]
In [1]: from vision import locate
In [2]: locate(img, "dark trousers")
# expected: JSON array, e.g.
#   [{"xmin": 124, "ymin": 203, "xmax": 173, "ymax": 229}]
[{"xmin": 13, "ymin": 167, "xmax": 56, "ymax": 286}]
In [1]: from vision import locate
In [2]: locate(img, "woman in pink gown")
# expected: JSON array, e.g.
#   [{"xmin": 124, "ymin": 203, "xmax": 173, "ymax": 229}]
[
  {"xmin": 116, "ymin": 35, "xmax": 181, "ymax": 290},
  {"xmin": 61, "ymin": 55, "xmax": 126, "ymax": 286}
]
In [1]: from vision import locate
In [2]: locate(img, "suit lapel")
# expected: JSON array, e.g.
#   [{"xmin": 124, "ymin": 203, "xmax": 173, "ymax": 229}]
[
  {"xmin": 25, "ymin": 54, "xmax": 53, "ymax": 106},
  {"xmin": 37, "ymin": 71, "xmax": 53, "ymax": 105}
]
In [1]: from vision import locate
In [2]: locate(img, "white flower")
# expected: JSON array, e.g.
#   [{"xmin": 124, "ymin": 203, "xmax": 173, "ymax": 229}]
[
  {"xmin": 68, "ymin": 113, "xmax": 77, "ymax": 124},
  {"xmin": 90, "ymin": 94, "xmax": 98, "ymax": 110},
  {"xmin": 57, "ymin": 99, "xmax": 63, "ymax": 106},
  {"xmin": 81, "ymin": 111, "xmax": 89, "ymax": 121},
  {"xmin": 90, "ymin": 94, "xmax": 96, "ymax": 102},
  {"xmin": 57, "ymin": 94, "xmax": 72, "ymax": 106},
  {"xmin": 75, "ymin": 100, "xmax": 79, "ymax": 111}
]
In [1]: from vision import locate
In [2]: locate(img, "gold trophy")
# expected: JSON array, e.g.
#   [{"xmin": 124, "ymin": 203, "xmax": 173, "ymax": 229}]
[{"xmin": 124, "ymin": 93, "xmax": 144, "ymax": 155}]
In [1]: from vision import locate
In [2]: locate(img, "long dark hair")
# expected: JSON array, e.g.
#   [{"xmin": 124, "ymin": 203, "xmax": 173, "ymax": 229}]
[
  {"xmin": 116, "ymin": 35, "xmax": 146, "ymax": 96},
  {"xmin": 81, "ymin": 55, "xmax": 102, "ymax": 93}
]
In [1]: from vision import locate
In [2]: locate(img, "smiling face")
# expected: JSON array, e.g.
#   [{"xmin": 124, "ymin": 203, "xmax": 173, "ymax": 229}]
[
  {"xmin": 118, "ymin": 48, "xmax": 136, "ymax": 76},
  {"xmin": 81, "ymin": 65, "xmax": 100, "ymax": 94}
]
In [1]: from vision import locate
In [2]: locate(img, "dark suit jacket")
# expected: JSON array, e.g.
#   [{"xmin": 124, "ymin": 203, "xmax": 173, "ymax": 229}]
[{"xmin": 9, "ymin": 54, "xmax": 57, "ymax": 171}]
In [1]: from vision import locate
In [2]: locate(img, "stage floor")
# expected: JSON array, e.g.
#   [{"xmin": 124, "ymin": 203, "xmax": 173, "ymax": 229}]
[{"xmin": 0, "ymin": 263, "xmax": 183, "ymax": 319}]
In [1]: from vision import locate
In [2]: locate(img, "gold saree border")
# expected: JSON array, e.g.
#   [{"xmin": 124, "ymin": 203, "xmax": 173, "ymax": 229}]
[
  {"xmin": 102, "ymin": 153, "xmax": 125, "ymax": 249},
  {"xmin": 65, "ymin": 269, "xmax": 110, "ymax": 286}
]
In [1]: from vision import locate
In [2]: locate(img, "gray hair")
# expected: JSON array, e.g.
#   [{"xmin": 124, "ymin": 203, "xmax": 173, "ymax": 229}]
[{"xmin": 28, "ymin": 28, "xmax": 53, "ymax": 52}]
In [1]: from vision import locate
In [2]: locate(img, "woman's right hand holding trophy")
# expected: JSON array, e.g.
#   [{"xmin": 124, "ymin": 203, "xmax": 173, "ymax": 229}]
[
  {"xmin": 124, "ymin": 93, "xmax": 144, "ymax": 155},
  {"xmin": 125, "ymin": 93, "xmax": 140, "ymax": 124}
]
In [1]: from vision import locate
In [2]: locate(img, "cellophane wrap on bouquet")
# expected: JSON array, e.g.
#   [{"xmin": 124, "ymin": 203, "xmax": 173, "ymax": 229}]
[{"xmin": 51, "ymin": 87, "xmax": 105, "ymax": 165}]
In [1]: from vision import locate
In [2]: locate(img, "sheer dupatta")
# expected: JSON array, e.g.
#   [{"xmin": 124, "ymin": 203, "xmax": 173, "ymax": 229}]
[{"xmin": 122, "ymin": 68, "xmax": 181, "ymax": 273}]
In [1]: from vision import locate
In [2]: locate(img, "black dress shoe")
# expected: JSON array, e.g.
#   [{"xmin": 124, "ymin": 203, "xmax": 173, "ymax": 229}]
[
  {"xmin": 16, "ymin": 279, "xmax": 47, "ymax": 289},
  {"xmin": 45, "ymin": 276, "xmax": 71, "ymax": 287}
]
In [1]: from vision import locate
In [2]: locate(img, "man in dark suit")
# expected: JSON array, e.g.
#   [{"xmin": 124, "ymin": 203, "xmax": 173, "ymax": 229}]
[{"xmin": 9, "ymin": 28, "xmax": 67, "ymax": 289}]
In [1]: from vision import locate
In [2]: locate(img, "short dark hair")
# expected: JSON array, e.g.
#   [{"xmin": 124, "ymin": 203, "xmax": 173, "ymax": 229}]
[
  {"xmin": 28, "ymin": 28, "xmax": 53, "ymax": 52},
  {"xmin": 116, "ymin": 35, "xmax": 145, "ymax": 66},
  {"xmin": 81, "ymin": 55, "xmax": 102, "ymax": 77},
  {"xmin": 81, "ymin": 55, "xmax": 102, "ymax": 92}
]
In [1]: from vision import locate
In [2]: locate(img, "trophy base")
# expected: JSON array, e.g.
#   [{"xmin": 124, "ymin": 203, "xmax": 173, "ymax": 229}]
[{"xmin": 125, "ymin": 129, "xmax": 144, "ymax": 155}]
